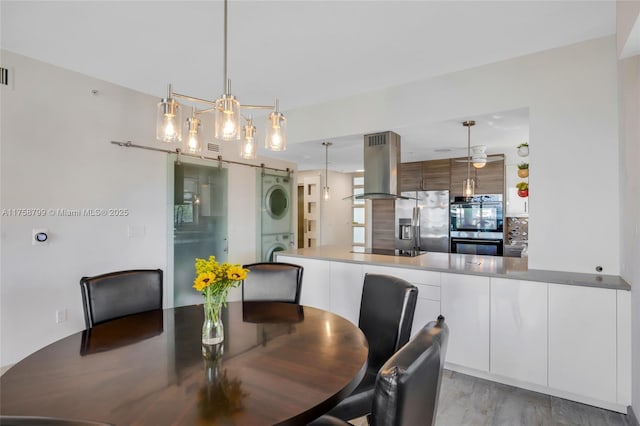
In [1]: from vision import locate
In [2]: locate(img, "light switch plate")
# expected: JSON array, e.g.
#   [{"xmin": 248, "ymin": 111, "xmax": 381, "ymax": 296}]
[{"xmin": 127, "ymin": 225, "xmax": 146, "ymax": 238}]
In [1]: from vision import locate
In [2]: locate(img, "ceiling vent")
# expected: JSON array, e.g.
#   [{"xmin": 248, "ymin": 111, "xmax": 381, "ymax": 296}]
[
  {"xmin": 0, "ymin": 67, "xmax": 9, "ymax": 86},
  {"xmin": 207, "ymin": 142, "xmax": 220, "ymax": 153}
]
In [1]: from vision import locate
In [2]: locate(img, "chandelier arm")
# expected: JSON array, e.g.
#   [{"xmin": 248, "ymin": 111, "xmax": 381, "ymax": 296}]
[
  {"xmin": 241, "ymin": 104, "xmax": 276, "ymax": 110},
  {"xmin": 172, "ymin": 92, "xmax": 217, "ymax": 106}
]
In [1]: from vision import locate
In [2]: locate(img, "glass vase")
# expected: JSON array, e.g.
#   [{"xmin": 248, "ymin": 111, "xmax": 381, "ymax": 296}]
[{"xmin": 202, "ymin": 300, "xmax": 224, "ymax": 346}]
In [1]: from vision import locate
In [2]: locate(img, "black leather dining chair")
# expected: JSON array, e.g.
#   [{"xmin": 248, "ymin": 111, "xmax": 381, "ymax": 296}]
[
  {"xmin": 241, "ymin": 262, "xmax": 303, "ymax": 303},
  {"xmin": 327, "ymin": 273, "xmax": 418, "ymax": 421},
  {"xmin": 79, "ymin": 269, "xmax": 163, "ymax": 328},
  {"xmin": 0, "ymin": 416, "xmax": 113, "ymax": 426},
  {"xmin": 310, "ymin": 316, "xmax": 449, "ymax": 426}
]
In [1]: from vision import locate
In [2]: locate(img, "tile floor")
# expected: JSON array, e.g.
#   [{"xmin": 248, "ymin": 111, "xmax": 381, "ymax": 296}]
[{"xmin": 351, "ymin": 370, "xmax": 632, "ymax": 426}]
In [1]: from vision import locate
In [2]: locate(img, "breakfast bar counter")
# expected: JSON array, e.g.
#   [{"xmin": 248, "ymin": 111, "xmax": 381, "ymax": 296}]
[
  {"xmin": 276, "ymin": 246, "xmax": 630, "ymax": 291},
  {"xmin": 276, "ymin": 246, "xmax": 631, "ymax": 413}
]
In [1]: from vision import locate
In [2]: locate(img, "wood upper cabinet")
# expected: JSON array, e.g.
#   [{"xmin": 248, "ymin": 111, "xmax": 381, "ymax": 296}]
[
  {"xmin": 399, "ymin": 162, "xmax": 422, "ymax": 192},
  {"xmin": 450, "ymin": 155, "xmax": 505, "ymax": 196},
  {"xmin": 476, "ymin": 156, "xmax": 505, "ymax": 194},
  {"xmin": 399, "ymin": 160, "xmax": 451, "ymax": 192},
  {"xmin": 422, "ymin": 159, "xmax": 451, "ymax": 191}
]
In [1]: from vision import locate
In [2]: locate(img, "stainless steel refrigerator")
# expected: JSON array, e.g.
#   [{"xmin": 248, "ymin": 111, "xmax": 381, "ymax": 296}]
[{"xmin": 395, "ymin": 190, "xmax": 450, "ymax": 253}]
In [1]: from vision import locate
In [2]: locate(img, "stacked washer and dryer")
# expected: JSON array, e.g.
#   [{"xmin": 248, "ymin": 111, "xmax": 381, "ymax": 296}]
[{"xmin": 260, "ymin": 172, "xmax": 293, "ymax": 262}]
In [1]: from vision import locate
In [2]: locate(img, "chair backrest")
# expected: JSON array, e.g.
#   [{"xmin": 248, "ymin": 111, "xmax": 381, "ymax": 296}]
[
  {"xmin": 80, "ymin": 269, "xmax": 163, "ymax": 328},
  {"xmin": 0, "ymin": 416, "xmax": 112, "ymax": 426},
  {"xmin": 358, "ymin": 273, "xmax": 418, "ymax": 373},
  {"xmin": 241, "ymin": 262, "xmax": 303, "ymax": 303},
  {"xmin": 371, "ymin": 316, "xmax": 449, "ymax": 426}
]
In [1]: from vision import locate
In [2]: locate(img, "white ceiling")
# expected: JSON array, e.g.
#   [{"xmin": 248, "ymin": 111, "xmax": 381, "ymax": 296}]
[{"xmin": 1, "ymin": 1, "xmax": 615, "ymax": 171}]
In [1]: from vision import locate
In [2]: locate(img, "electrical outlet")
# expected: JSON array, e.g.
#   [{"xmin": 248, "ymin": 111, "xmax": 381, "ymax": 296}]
[{"xmin": 55, "ymin": 309, "xmax": 67, "ymax": 324}]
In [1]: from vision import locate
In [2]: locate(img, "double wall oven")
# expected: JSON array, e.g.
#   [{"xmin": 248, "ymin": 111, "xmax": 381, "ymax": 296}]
[{"xmin": 450, "ymin": 194, "xmax": 504, "ymax": 256}]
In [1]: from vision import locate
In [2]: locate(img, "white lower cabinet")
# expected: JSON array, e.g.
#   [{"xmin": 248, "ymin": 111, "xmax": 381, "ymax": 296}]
[
  {"xmin": 329, "ymin": 261, "xmax": 363, "ymax": 325},
  {"xmin": 441, "ymin": 273, "xmax": 490, "ymax": 372},
  {"xmin": 277, "ymin": 255, "xmax": 630, "ymax": 411},
  {"xmin": 617, "ymin": 290, "xmax": 631, "ymax": 406},
  {"xmin": 490, "ymin": 278, "xmax": 548, "ymax": 386},
  {"xmin": 548, "ymin": 284, "xmax": 617, "ymax": 404},
  {"xmin": 277, "ymin": 255, "xmax": 331, "ymax": 311},
  {"xmin": 362, "ymin": 264, "xmax": 442, "ymax": 337},
  {"xmin": 412, "ymin": 297, "xmax": 441, "ymax": 336}
]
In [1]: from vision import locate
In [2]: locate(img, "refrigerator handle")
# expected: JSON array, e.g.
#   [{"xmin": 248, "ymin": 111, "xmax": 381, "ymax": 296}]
[{"xmin": 412, "ymin": 206, "xmax": 421, "ymax": 250}]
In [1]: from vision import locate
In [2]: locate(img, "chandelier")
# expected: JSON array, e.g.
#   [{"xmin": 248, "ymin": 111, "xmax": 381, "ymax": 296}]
[{"xmin": 155, "ymin": 0, "xmax": 286, "ymax": 158}]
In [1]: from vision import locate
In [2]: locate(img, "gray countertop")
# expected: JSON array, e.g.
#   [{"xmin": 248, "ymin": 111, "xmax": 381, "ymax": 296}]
[{"xmin": 277, "ymin": 246, "xmax": 631, "ymax": 291}]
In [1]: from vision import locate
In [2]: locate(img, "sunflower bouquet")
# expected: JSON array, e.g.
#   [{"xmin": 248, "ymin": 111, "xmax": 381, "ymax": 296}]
[{"xmin": 194, "ymin": 256, "xmax": 249, "ymax": 345}]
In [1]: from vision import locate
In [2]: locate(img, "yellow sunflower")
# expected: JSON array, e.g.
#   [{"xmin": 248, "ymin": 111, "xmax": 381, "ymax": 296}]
[
  {"xmin": 193, "ymin": 272, "xmax": 217, "ymax": 292},
  {"xmin": 226, "ymin": 266, "xmax": 248, "ymax": 281}
]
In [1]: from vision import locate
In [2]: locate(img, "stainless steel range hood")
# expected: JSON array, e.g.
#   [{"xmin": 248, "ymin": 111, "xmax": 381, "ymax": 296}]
[{"xmin": 355, "ymin": 131, "xmax": 414, "ymax": 200}]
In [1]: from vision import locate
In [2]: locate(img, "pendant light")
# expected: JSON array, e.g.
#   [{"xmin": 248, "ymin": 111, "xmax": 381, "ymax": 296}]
[
  {"xmin": 156, "ymin": 84, "xmax": 182, "ymax": 143},
  {"xmin": 462, "ymin": 120, "xmax": 476, "ymax": 198},
  {"xmin": 156, "ymin": 0, "xmax": 286, "ymax": 150},
  {"xmin": 185, "ymin": 107, "xmax": 202, "ymax": 153},
  {"xmin": 240, "ymin": 116, "xmax": 257, "ymax": 159},
  {"xmin": 322, "ymin": 142, "xmax": 332, "ymax": 201}
]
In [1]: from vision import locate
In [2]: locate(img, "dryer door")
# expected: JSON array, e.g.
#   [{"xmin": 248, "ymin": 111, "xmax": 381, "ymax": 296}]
[{"xmin": 265, "ymin": 185, "xmax": 289, "ymax": 220}]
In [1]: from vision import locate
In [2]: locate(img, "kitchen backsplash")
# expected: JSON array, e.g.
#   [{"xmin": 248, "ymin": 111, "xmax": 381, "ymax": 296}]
[{"xmin": 507, "ymin": 217, "xmax": 528, "ymax": 245}]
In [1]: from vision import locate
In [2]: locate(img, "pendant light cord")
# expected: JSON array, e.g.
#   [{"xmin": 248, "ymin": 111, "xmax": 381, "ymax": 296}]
[
  {"xmin": 467, "ymin": 124, "xmax": 471, "ymax": 181},
  {"xmin": 325, "ymin": 144, "xmax": 329, "ymax": 184}
]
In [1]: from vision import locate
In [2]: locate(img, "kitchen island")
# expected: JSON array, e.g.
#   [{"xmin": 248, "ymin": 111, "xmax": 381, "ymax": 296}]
[{"xmin": 276, "ymin": 247, "xmax": 631, "ymax": 414}]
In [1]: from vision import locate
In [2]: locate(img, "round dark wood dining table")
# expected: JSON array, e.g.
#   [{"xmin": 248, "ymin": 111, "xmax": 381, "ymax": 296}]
[{"xmin": 0, "ymin": 302, "xmax": 369, "ymax": 425}]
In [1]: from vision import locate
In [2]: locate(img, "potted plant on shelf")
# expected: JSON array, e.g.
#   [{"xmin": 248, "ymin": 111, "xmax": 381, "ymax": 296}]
[
  {"xmin": 517, "ymin": 142, "xmax": 529, "ymax": 157},
  {"xmin": 517, "ymin": 162, "xmax": 529, "ymax": 178},
  {"xmin": 516, "ymin": 181, "xmax": 529, "ymax": 198}
]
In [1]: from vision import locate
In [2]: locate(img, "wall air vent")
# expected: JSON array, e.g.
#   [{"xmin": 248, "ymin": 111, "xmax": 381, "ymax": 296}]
[
  {"xmin": 207, "ymin": 143, "xmax": 220, "ymax": 153},
  {"xmin": 0, "ymin": 67, "xmax": 9, "ymax": 86},
  {"xmin": 367, "ymin": 133, "xmax": 387, "ymax": 147}
]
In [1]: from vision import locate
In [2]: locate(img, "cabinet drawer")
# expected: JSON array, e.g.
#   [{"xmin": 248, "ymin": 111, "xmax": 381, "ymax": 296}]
[
  {"xmin": 362, "ymin": 265, "xmax": 440, "ymax": 286},
  {"xmin": 415, "ymin": 283, "xmax": 440, "ymax": 301}
]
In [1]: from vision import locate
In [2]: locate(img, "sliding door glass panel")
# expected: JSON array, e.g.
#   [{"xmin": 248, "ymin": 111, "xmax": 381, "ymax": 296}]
[{"xmin": 173, "ymin": 162, "xmax": 228, "ymax": 307}]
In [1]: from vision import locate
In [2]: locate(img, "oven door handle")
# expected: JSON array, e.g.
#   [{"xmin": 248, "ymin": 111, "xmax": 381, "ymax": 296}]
[{"xmin": 452, "ymin": 238, "xmax": 502, "ymax": 244}]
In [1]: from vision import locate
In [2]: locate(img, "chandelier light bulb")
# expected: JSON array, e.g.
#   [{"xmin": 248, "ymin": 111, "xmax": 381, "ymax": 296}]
[
  {"xmin": 186, "ymin": 132, "xmax": 199, "ymax": 153},
  {"xmin": 240, "ymin": 119, "xmax": 257, "ymax": 159},
  {"xmin": 184, "ymin": 109, "xmax": 202, "ymax": 153}
]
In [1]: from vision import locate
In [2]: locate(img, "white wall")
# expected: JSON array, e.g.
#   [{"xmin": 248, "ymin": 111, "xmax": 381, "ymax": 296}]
[
  {"xmin": 286, "ymin": 37, "xmax": 620, "ymax": 275},
  {"xmin": 617, "ymin": 1, "xmax": 640, "ymax": 57},
  {"xmin": 296, "ymin": 169, "xmax": 352, "ymax": 248},
  {"xmin": 0, "ymin": 51, "xmax": 295, "ymax": 366},
  {"xmin": 617, "ymin": 54, "xmax": 640, "ymax": 420}
]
